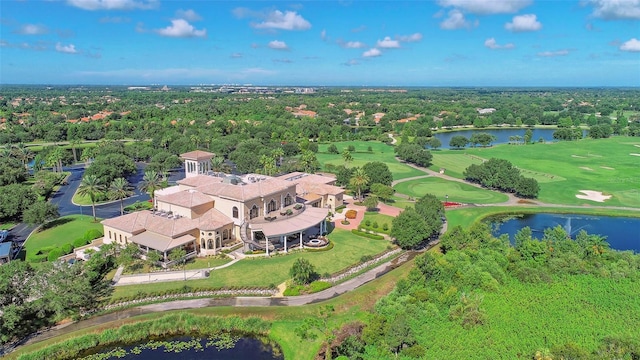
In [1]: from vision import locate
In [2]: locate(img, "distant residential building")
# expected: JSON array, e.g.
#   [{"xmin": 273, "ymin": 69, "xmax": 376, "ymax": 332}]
[{"xmin": 477, "ymin": 108, "xmax": 497, "ymax": 115}]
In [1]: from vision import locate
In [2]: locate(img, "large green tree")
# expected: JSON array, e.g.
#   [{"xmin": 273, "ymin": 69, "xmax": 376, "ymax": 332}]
[
  {"xmin": 290, "ymin": 258, "xmax": 318, "ymax": 285},
  {"xmin": 390, "ymin": 208, "xmax": 429, "ymax": 249},
  {"xmin": 22, "ymin": 200, "xmax": 59, "ymax": 226},
  {"xmin": 362, "ymin": 161, "xmax": 393, "ymax": 187}
]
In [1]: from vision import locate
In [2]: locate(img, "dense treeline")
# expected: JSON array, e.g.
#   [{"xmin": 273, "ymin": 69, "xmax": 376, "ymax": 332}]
[
  {"xmin": 0, "ymin": 244, "xmax": 116, "ymax": 345},
  {"xmin": 325, "ymin": 223, "xmax": 640, "ymax": 359},
  {"xmin": 464, "ymin": 158, "xmax": 540, "ymax": 198}
]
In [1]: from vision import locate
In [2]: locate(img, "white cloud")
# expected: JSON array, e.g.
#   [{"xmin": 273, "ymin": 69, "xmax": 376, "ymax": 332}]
[
  {"xmin": 321, "ymin": 29, "xmax": 327, "ymax": 40},
  {"xmin": 268, "ymin": 40, "xmax": 289, "ymax": 50},
  {"xmin": 484, "ymin": 38, "xmax": 515, "ymax": 49},
  {"xmin": 343, "ymin": 59, "xmax": 360, "ymax": 66},
  {"xmin": 66, "ymin": 0, "xmax": 158, "ymax": 11},
  {"xmin": 505, "ymin": 14, "xmax": 542, "ymax": 32},
  {"xmin": 156, "ymin": 19, "xmax": 206, "ymax": 38},
  {"xmin": 438, "ymin": 0, "xmax": 531, "ymax": 14},
  {"xmin": 620, "ymin": 38, "xmax": 640, "ymax": 52},
  {"xmin": 252, "ymin": 10, "xmax": 311, "ymax": 30},
  {"xmin": 15, "ymin": 24, "xmax": 49, "ymax": 35},
  {"xmin": 397, "ymin": 33, "xmax": 423, "ymax": 42},
  {"xmin": 231, "ymin": 52, "xmax": 243, "ymax": 58},
  {"xmin": 362, "ymin": 48, "xmax": 382, "ymax": 57},
  {"xmin": 55, "ymin": 42, "xmax": 78, "ymax": 54},
  {"xmin": 537, "ymin": 49, "xmax": 570, "ymax": 57},
  {"xmin": 585, "ymin": 0, "xmax": 640, "ymax": 20},
  {"xmin": 440, "ymin": 9, "xmax": 471, "ymax": 30},
  {"xmin": 175, "ymin": 9, "xmax": 202, "ymax": 22},
  {"xmin": 377, "ymin": 36, "xmax": 401, "ymax": 48},
  {"xmin": 342, "ymin": 41, "xmax": 367, "ymax": 49}
]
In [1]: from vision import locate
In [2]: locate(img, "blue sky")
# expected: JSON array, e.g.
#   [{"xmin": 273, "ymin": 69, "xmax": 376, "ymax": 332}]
[{"xmin": 1, "ymin": 0, "xmax": 639, "ymax": 86}]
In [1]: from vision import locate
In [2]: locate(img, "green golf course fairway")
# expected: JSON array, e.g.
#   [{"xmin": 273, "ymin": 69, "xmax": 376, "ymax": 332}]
[
  {"xmin": 431, "ymin": 137, "xmax": 640, "ymax": 208},
  {"xmin": 394, "ymin": 176, "xmax": 509, "ymax": 204},
  {"xmin": 317, "ymin": 141, "xmax": 425, "ymax": 181}
]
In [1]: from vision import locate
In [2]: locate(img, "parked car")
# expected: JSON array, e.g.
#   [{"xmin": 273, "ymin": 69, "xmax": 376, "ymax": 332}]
[{"xmin": 0, "ymin": 230, "xmax": 9, "ymax": 242}]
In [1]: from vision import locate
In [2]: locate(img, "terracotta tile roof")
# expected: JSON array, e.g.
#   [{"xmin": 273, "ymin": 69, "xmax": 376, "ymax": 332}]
[
  {"xmin": 177, "ymin": 175, "xmax": 223, "ymax": 188},
  {"xmin": 198, "ymin": 208, "xmax": 233, "ymax": 230},
  {"xmin": 296, "ymin": 182, "xmax": 344, "ymax": 196},
  {"xmin": 130, "ymin": 232, "xmax": 195, "ymax": 252},
  {"xmin": 157, "ymin": 189, "xmax": 213, "ymax": 208},
  {"xmin": 101, "ymin": 211, "xmax": 149, "ymax": 234},
  {"xmin": 197, "ymin": 177, "xmax": 295, "ymax": 202},
  {"xmin": 180, "ymin": 150, "xmax": 215, "ymax": 161},
  {"xmin": 277, "ymin": 172, "xmax": 338, "ymax": 186}
]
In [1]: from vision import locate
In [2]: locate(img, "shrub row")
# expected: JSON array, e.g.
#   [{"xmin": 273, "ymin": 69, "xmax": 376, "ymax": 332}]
[
  {"xmin": 107, "ymin": 285, "xmax": 276, "ymax": 305},
  {"xmin": 351, "ymin": 229, "xmax": 385, "ymax": 240}
]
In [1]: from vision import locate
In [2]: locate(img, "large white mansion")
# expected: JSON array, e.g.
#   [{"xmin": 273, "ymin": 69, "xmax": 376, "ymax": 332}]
[{"xmin": 101, "ymin": 150, "xmax": 344, "ymax": 266}]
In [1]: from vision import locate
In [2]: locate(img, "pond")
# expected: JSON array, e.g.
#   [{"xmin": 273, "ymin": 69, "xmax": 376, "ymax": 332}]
[
  {"xmin": 84, "ymin": 336, "xmax": 283, "ymax": 360},
  {"xmin": 490, "ymin": 213, "xmax": 640, "ymax": 252},
  {"xmin": 432, "ymin": 128, "xmax": 586, "ymax": 149}
]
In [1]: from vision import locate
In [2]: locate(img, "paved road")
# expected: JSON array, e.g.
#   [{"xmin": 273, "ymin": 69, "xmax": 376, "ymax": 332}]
[{"xmin": 9, "ymin": 164, "xmax": 185, "ymax": 256}]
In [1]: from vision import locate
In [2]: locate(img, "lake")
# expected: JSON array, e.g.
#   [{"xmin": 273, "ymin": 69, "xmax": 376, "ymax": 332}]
[
  {"xmin": 85, "ymin": 336, "xmax": 283, "ymax": 360},
  {"xmin": 490, "ymin": 213, "xmax": 640, "ymax": 252},
  {"xmin": 432, "ymin": 128, "xmax": 586, "ymax": 149}
]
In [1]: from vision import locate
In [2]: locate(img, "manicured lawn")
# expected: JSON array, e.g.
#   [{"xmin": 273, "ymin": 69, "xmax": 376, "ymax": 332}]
[
  {"xmin": 394, "ymin": 176, "xmax": 508, "ymax": 204},
  {"xmin": 384, "ymin": 195, "xmax": 415, "ymax": 209},
  {"xmin": 432, "ymin": 137, "xmax": 640, "ymax": 207},
  {"xmin": 317, "ymin": 141, "xmax": 425, "ymax": 181},
  {"xmin": 72, "ymin": 191, "xmax": 108, "ymax": 206},
  {"xmin": 184, "ymin": 256, "xmax": 232, "ymax": 270},
  {"xmin": 111, "ymin": 228, "xmax": 391, "ymax": 301},
  {"xmin": 24, "ymin": 215, "xmax": 103, "ymax": 262},
  {"xmin": 361, "ymin": 212, "xmax": 394, "ymax": 233}
]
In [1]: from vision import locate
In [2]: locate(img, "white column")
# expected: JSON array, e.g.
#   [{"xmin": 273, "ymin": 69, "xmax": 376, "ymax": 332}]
[
  {"xmin": 284, "ymin": 235, "xmax": 287, "ymax": 252},
  {"xmin": 266, "ymin": 237, "xmax": 270, "ymax": 256},
  {"xmin": 299, "ymin": 232, "xmax": 303, "ymax": 248}
]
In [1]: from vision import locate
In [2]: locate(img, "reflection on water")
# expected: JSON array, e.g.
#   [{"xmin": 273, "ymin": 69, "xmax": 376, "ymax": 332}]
[{"xmin": 490, "ymin": 213, "xmax": 640, "ymax": 253}]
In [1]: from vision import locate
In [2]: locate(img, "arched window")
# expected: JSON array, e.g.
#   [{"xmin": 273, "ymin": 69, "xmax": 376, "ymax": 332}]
[
  {"xmin": 232, "ymin": 206, "xmax": 239, "ymax": 218},
  {"xmin": 223, "ymin": 229, "xmax": 229, "ymax": 240},
  {"xmin": 284, "ymin": 194, "xmax": 293, "ymax": 207},
  {"xmin": 250, "ymin": 205, "xmax": 259, "ymax": 219},
  {"xmin": 267, "ymin": 199, "xmax": 277, "ymax": 213},
  {"xmin": 201, "ymin": 239, "xmax": 205, "ymax": 249},
  {"xmin": 207, "ymin": 239, "xmax": 213, "ymax": 249}
]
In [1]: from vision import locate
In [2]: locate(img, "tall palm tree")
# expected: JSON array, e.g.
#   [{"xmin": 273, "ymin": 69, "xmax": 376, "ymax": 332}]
[
  {"xmin": 139, "ymin": 169, "xmax": 162, "ymax": 204},
  {"xmin": 210, "ymin": 156, "xmax": 226, "ymax": 173},
  {"xmin": 349, "ymin": 168, "xmax": 370, "ymax": 201},
  {"xmin": 342, "ymin": 149, "xmax": 353, "ymax": 167},
  {"xmin": 108, "ymin": 177, "xmax": 134, "ymax": 216},
  {"xmin": 77, "ymin": 174, "xmax": 106, "ymax": 222},
  {"xmin": 12, "ymin": 143, "xmax": 34, "ymax": 171}
]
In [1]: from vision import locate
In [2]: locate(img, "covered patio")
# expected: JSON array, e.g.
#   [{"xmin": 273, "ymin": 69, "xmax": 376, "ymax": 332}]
[
  {"xmin": 130, "ymin": 232, "xmax": 197, "ymax": 268},
  {"xmin": 248, "ymin": 206, "xmax": 329, "ymax": 255}
]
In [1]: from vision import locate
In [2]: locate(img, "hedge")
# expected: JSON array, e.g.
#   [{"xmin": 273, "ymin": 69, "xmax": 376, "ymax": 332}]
[
  {"xmin": 73, "ymin": 238, "xmax": 89, "ymax": 248},
  {"xmin": 47, "ymin": 248, "xmax": 63, "ymax": 262},
  {"xmin": 84, "ymin": 229, "xmax": 103, "ymax": 241},
  {"xmin": 350, "ymin": 229, "xmax": 384, "ymax": 240}
]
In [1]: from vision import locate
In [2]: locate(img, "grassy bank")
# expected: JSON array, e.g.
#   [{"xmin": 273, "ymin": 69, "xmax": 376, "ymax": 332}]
[
  {"xmin": 111, "ymin": 228, "xmax": 391, "ymax": 301},
  {"xmin": 23, "ymin": 215, "xmax": 103, "ymax": 262},
  {"xmin": 317, "ymin": 141, "xmax": 425, "ymax": 181},
  {"xmin": 8, "ymin": 252, "xmax": 417, "ymax": 360},
  {"xmin": 446, "ymin": 205, "xmax": 640, "ymax": 230}
]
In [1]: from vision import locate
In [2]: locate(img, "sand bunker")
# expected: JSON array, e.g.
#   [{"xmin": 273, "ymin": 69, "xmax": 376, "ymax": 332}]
[
  {"xmin": 571, "ymin": 155, "xmax": 586, "ymax": 158},
  {"xmin": 580, "ymin": 166, "xmax": 593, "ymax": 171},
  {"xmin": 631, "ymin": 153, "xmax": 640, "ymax": 157},
  {"xmin": 600, "ymin": 166, "xmax": 614, "ymax": 170},
  {"xmin": 576, "ymin": 190, "xmax": 611, "ymax": 202}
]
